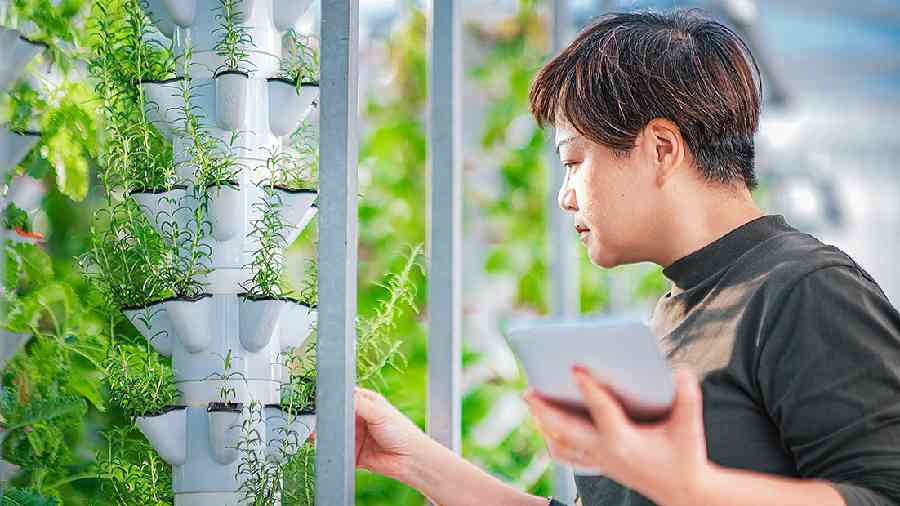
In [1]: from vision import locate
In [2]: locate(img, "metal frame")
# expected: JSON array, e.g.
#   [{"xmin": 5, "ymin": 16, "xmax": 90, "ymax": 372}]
[
  {"xmin": 545, "ymin": 1, "xmax": 580, "ymax": 502},
  {"xmin": 317, "ymin": 1, "xmax": 360, "ymax": 504},
  {"xmin": 427, "ymin": 0, "xmax": 463, "ymax": 456}
]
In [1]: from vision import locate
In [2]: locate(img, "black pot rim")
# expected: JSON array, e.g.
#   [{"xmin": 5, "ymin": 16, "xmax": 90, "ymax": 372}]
[
  {"xmin": 139, "ymin": 405, "xmax": 187, "ymax": 418},
  {"xmin": 204, "ymin": 180, "xmax": 240, "ymax": 189},
  {"xmin": 208, "ymin": 401, "xmax": 244, "ymax": 413},
  {"xmin": 172, "ymin": 293, "xmax": 213, "ymax": 303},
  {"xmin": 129, "ymin": 184, "xmax": 188, "ymax": 195},
  {"xmin": 265, "ymin": 403, "xmax": 316, "ymax": 416},
  {"xmin": 140, "ymin": 76, "xmax": 183, "ymax": 85},
  {"xmin": 215, "ymin": 69, "xmax": 250, "ymax": 78},
  {"xmin": 238, "ymin": 292, "xmax": 303, "ymax": 303},
  {"xmin": 272, "ymin": 185, "xmax": 318, "ymax": 194},
  {"xmin": 18, "ymin": 35, "xmax": 49, "ymax": 49},
  {"xmin": 121, "ymin": 294, "xmax": 183, "ymax": 311},
  {"xmin": 10, "ymin": 129, "xmax": 41, "ymax": 137},
  {"xmin": 266, "ymin": 77, "xmax": 320, "ymax": 88}
]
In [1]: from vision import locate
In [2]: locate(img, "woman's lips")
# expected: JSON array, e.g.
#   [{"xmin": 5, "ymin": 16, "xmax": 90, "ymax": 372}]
[{"xmin": 575, "ymin": 225, "xmax": 590, "ymax": 242}]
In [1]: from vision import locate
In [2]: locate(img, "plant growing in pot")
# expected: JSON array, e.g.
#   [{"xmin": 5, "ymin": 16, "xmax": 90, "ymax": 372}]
[
  {"xmin": 268, "ymin": 31, "xmax": 319, "ymax": 137},
  {"xmin": 105, "ymin": 343, "xmax": 186, "ymax": 469},
  {"xmin": 212, "ymin": 0, "xmax": 254, "ymax": 131},
  {"xmin": 206, "ymin": 349, "xmax": 246, "ymax": 465}
]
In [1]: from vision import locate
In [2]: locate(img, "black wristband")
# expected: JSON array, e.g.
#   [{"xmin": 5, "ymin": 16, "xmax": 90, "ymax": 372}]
[{"xmin": 549, "ymin": 499, "xmax": 569, "ymax": 506}]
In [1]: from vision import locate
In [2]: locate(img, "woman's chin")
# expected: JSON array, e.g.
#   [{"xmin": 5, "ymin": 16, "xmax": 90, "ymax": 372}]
[{"xmin": 587, "ymin": 244, "xmax": 622, "ymax": 269}]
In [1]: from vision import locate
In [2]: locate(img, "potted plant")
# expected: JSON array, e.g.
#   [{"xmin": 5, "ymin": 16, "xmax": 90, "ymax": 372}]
[
  {"xmin": 212, "ymin": 0, "xmax": 254, "ymax": 131},
  {"xmin": 105, "ymin": 345, "xmax": 187, "ymax": 466},
  {"xmin": 267, "ymin": 31, "xmax": 319, "ymax": 136}
]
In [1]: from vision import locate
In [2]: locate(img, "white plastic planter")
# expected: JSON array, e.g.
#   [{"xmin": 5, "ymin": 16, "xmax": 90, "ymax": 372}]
[
  {"xmin": 145, "ymin": 77, "xmax": 278, "ymax": 166},
  {"xmin": 136, "ymin": 407, "xmax": 188, "ymax": 466},
  {"xmin": 161, "ymin": 0, "xmax": 197, "ymax": 27},
  {"xmin": 206, "ymin": 184, "xmax": 243, "ymax": 241},
  {"xmin": 164, "ymin": 294, "xmax": 215, "ymax": 353},
  {"xmin": 264, "ymin": 406, "xmax": 315, "ymax": 464},
  {"xmin": 122, "ymin": 299, "xmax": 177, "ymax": 356},
  {"xmin": 0, "ymin": 30, "xmax": 45, "ymax": 92},
  {"xmin": 141, "ymin": 0, "xmax": 176, "ymax": 39},
  {"xmin": 141, "ymin": 78, "xmax": 183, "ymax": 139},
  {"xmin": 272, "ymin": 0, "xmax": 314, "ymax": 32},
  {"xmin": 207, "ymin": 403, "xmax": 243, "ymax": 465},
  {"xmin": 277, "ymin": 302, "xmax": 316, "ymax": 351},
  {"xmin": 0, "ymin": 129, "xmax": 40, "ymax": 171},
  {"xmin": 238, "ymin": 296, "xmax": 289, "ymax": 352},
  {"xmin": 130, "ymin": 186, "xmax": 191, "ymax": 239},
  {"xmin": 267, "ymin": 79, "xmax": 319, "ymax": 137},
  {"xmin": 275, "ymin": 188, "xmax": 318, "ymax": 245},
  {"xmin": 214, "ymin": 71, "xmax": 250, "ymax": 131}
]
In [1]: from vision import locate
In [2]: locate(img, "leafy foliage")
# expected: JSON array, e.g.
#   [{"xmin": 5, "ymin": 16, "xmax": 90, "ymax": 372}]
[
  {"xmin": 279, "ymin": 30, "xmax": 319, "ymax": 86},
  {"xmin": 214, "ymin": 0, "xmax": 254, "ymax": 73},
  {"xmin": 95, "ymin": 426, "xmax": 174, "ymax": 505},
  {"xmin": 103, "ymin": 344, "xmax": 177, "ymax": 419},
  {"xmin": 0, "ymin": 487, "xmax": 59, "ymax": 506}
]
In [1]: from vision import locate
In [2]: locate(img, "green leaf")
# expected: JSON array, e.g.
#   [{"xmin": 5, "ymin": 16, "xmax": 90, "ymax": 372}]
[{"xmin": 1, "ymin": 488, "xmax": 59, "ymax": 506}]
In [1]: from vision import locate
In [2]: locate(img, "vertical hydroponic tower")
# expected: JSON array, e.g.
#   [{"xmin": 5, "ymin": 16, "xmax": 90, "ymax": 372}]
[{"xmin": 122, "ymin": 1, "xmax": 319, "ymax": 504}]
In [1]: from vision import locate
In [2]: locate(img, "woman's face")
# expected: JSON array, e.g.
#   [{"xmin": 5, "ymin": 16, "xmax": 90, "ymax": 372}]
[{"xmin": 555, "ymin": 123, "xmax": 661, "ymax": 268}]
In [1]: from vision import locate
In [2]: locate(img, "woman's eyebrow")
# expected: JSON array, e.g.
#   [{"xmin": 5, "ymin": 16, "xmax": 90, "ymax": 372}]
[{"xmin": 555, "ymin": 135, "xmax": 583, "ymax": 154}]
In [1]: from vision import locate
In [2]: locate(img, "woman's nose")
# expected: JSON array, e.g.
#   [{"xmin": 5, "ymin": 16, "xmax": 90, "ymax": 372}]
[{"xmin": 558, "ymin": 179, "xmax": 577, "ymax": 212}]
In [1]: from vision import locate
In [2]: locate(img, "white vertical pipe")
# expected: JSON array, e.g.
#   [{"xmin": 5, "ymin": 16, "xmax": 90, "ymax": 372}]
[
  {"xmin": 546, "ymin": 0, "xmax": 579, "ymax": 503},
  {"xmin": 316, "ymin": 1, "xmax": 360, "ymax": 505},
  {"xmin": 427, "ymin": 0, "xmax": 463, "ymax": 460}
]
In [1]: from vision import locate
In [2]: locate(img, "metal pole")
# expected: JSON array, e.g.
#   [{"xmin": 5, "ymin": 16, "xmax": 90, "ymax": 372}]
[
  {"xmin": 317, "ymin": 1, "xmax": 360, "ymax": 505},
  {"xmin": 427, "ymin": 0, "xmax": 463, "ymax": 459},
  {"xmin": 546, "ymin": 0, "xmax": 579, "ymax": 502}
]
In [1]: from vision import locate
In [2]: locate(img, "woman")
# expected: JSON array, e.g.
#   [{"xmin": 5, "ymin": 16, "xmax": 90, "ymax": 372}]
[{"xmin": 347, "ymin": 10, "xmax": 900, "ymax": 506}]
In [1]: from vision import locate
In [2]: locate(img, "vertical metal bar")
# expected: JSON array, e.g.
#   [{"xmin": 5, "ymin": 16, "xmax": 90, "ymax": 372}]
[
  {"xmin": 427, "ymin": 0, "xmax": 463, "ymax": 458},
  {"xmin": 547, "ymin": 0, "xmax": 578, "ymax": 321},
  {"xmin": 317, "ymin": 1, "xmax": 359, "ymax": 505},
  {"xmin": 546, "ymin": 1, "xmax": 579, "ymax": 502}
]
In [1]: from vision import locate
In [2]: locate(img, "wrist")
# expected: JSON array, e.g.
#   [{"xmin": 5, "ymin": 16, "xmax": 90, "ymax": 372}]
[
  {"xmin": 665, "ymin": 461, "xmax": 719, "ymax": 506},
  {"xmin": 396, "ymin": 435, "xmax": 450, "ymax": 490}
]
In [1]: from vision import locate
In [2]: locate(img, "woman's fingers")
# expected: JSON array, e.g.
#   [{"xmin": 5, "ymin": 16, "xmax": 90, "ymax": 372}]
[
  {"xmin": 524, "ymin": 391, "xmax": 599, "ymax": 451},
  {"xmin": 572, "ymin": 365, "xmax": 629, "ymax": 436}
]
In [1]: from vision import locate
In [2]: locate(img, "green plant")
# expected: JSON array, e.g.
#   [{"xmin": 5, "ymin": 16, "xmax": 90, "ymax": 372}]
[
  {"xmin": 214, "ymin": 0, "xmax": 254, "ymax": 74},
  {"xmin": 279, "ymin": 30, "xmax": 319, "ymax": 88},
  {"xmin": 236, "ymin": 400, "xmax": 282, "ymax": 506},
  {"xmin": 103, "ymin": 344, "xmax": 177, "ymax": 418},
  {"xmin": 356, "ymin": 244, "xmax": 422, "ymax": 386},
  {"xmin": 89, "ymin": 0, "xmax": 176, "ymax": 192},
  {"xmin": 0, "ymin": 487, "xmax": 60, "ymax": 505},
  {"xmin": 95, "ymin": 425, "xmax": 174, "ymax": 505},
  {"xmin": 243, "ymin": 183, "xmax": 291, "ymax": 299},
  {"xmin": 79, "ymin": 200, "xmax": 177, "ymax": 308}
]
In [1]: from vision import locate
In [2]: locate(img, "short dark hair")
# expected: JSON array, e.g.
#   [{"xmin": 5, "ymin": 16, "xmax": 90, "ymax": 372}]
[{"xmin": 530, "ymin": 9, "xmax": 762, "ymax": 189}]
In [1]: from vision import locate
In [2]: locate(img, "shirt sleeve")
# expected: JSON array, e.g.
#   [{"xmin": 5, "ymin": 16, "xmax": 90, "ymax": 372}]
[{"xmin": 756, "ymin": 265, "xmax": 900, "ymax": 505}]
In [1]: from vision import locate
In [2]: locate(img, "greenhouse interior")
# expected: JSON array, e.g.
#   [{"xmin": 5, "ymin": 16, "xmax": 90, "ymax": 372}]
[{"xmin": 1, "ymin": 0, "xmax": 899, "ymax": 505}]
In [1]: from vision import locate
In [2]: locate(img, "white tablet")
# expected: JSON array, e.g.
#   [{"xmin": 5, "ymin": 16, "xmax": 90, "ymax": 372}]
[{"xmin": 504, "ymin": 318, "xmax": 675, "ymax": 422}]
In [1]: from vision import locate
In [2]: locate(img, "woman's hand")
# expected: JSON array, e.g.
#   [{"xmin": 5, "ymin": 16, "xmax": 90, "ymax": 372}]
[
  {"xmin": 351, "ymin": 387, "xmax": 435, "ymax": 482},
  {"xmin": 523, "ymin": 366, "xmax": 712, "ymax": 506}
]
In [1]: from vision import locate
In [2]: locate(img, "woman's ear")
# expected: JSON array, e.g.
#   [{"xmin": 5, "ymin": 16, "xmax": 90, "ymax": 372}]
[{"xmin": 639, "ymin": 118, "xmax": 686, "ymax": 187}]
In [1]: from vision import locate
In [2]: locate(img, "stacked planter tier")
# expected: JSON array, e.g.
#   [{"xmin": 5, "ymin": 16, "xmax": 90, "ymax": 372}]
[{"xmin": 130, "ymin": 2, "xmax": 319, "ymax": 504}]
